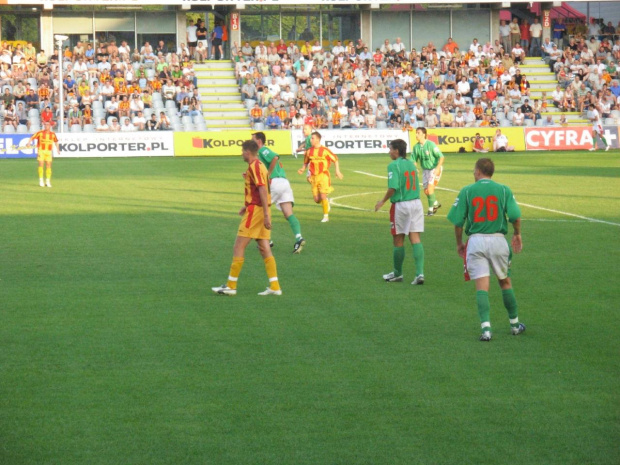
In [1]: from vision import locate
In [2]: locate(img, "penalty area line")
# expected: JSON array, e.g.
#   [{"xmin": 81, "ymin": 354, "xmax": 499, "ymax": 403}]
[{"xmin": 353, "ymin": 171, "xmax": 620, "ymax": 227}]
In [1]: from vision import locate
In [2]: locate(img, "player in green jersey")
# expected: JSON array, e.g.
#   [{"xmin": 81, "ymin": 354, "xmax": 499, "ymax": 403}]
[
  {"xmin": 375, "ymin": 139, "xmax": 425, "ymax": 284},
  {"xmin": 295, "ymin": 124, "xmax": 313, "ymax": 158},
  {"xmin": 411, "ymin": 127, "xmax": 444, "ymax": 216},
  {"xmin": 252, "ymin": 132, "xmax": 305, "ymax": 254},
  {"xmin": 446, "ymin": 158, "xmax": 526, "ymax": 341}
]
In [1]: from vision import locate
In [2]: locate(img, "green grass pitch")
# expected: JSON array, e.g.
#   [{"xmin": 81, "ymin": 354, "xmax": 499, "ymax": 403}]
[{"xmin": 1, "ymin": 151, "xmax": 618, "ymax": 464}]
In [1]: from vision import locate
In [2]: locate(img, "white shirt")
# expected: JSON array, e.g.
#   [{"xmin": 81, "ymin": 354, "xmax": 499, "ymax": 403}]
[
  {"xmin": 530, "ymin": 23, "xmax": 542, "ymax": 38},
  {"xmin": 186, "ymin": 25, "xmax": 198, "ymax": 42},
  {"xmin": 495, "ymin": 134, "xmax": 509, "ymax": 148}
]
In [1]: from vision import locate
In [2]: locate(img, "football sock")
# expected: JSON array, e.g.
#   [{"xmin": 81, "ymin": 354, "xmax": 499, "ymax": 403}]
[
  {"xmin": 226, "ymin": 256, "xmax": 244, "ymax": 290},
  {"xmin": 38, "ymin": 166, "xmax": 44, "ymax": 179},
  {"xmin": 428, "ymin": 193, "xmax": 436, "ymax": 210},
  {"xmin": 502, "ymin": 288, "xmax": 519, "ymax": 326},
  {"xmin": 393, "ymin": 246, "xmax": 405, "ymax": 276},
  {"xmin": 412, "ymin": 243, "xmax": 424, "ymax": 276},
  {"xmin": 476, "ymin": 290, "xmax": 491, "ymax": 332},
  {"xmin": 264, "ymin": 256, "xmax": 280, "ymax": 291},
  {"xmin": 46, "ymin": 167, "xmax": 52, "ymax": 181},
  {"xmin": 287, "ymin": 214, "xmax": 302, "ymax": 239},
  {"xmin": 601, "ymin": 136, "xmax": 608, "ymax": 147},
  {"xmin": 321, "ymin": 198, "xmax": 329, "ymax": 215}
]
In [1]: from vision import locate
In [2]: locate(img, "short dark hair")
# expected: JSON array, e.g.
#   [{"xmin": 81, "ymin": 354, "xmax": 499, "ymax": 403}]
[
  {"xmin": 311, "ymin": 131, "xmax": 322, "ymax": 140},
  {"xmin": 475, "ymin": 158, "xmax": 495, "ymax": 177},
  {"xmin": 242, "ymin": 139, "xmax": 259, "ymax": 154},
  {"xmin": 416, "ymin": 127, "xmax": 427, "ymax": 135},
  {"xmin": 390, "ymin": 139, "xmax": 408, "ymax": 158},
  {"xmin": 252, "ymin": 131, "xmax": 266, "ymax": 144}
]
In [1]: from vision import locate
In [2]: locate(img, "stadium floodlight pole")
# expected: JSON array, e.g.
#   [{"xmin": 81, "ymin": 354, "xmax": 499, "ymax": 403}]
[{"xmin": 54, "ymin": 35, "xmax": 69, "ymax": 133}]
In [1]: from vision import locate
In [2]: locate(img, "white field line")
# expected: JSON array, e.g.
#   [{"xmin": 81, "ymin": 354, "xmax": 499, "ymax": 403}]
[{"xmin": 351, "ymin": 171, "xmax": 620, "ymax": 227}]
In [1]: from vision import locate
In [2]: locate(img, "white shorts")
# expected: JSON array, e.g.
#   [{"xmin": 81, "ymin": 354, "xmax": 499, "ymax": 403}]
[
  {"xmin": 422, "ymin": 166, "xmax": 443, "ymax": 189},
  {"xmin": 592, "ymin": 123, "xmax": 603, "ymax": 135},
  {"xmin": 390, "ymin": 199, "xmax": 424, "ymax": 235},
  {"xmin": 466, "ymin": 234, "xmax": 510, "ymax": 280},
  {"xmin": 270, "ymin": 177, "xmax": 294, "ymax": 211}
]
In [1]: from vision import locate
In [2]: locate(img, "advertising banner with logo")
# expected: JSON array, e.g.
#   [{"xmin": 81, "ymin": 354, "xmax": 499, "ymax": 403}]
[
  {"xmin": 524, "ymin": 126, "xmax": 619, "ymax": 150},
  {"xmin": 57, "ymin": 132, "xmax": 174, "ymax": 158},
  {"xmin": 0, "ymin": 135, "xmax": 37, "ymax": 159},
  {"xmin": 175, "ymin": 130, "xmax": 292, "ymax": 157},
  {"xmin": 291, "ymin": 129, "xmax": 412, "ymax": 155},
  {"xmin": 422, "ymin": 127, "xmax": 526, "ymax": 153}
]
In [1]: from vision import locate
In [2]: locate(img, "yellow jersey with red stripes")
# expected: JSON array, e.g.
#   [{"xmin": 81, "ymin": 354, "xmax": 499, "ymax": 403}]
[
  {"xmin": 244, "ymin": 159, "xmax": 271, "ymax": 207},
  {"xmin": 30, "ymin": 129, "xmax": 58, "ymax": 155},
  {"xmin": 304, "ymin": 145, "xmax": 338, "ymax": 176}
]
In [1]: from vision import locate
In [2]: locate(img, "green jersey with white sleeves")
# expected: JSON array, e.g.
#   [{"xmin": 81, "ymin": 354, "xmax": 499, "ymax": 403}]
[
  {"xmin": 258, "ymin": 146, "xmax": 286, "ymax": 179},
  {"xmin": 387, "ymin": 157, "xmax": 421, "ymax": 203},
  {"xmin": 411, "ymin": 140, "xmax": 444, "ymax": 170},
  {"xmin": 447, "ymin": 178, "xmax": 521, "ymax": 235}
]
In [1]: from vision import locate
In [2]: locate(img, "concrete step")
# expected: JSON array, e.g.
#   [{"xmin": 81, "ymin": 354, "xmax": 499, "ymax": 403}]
[
  {"xmin": 199, "ymin": 84, "xmax": 239, "ymax": 90},
  {"xmin": 196, "ymin": 77, "xmax": 238, "ymax": 85},
  {"xmin": 202, "ymin": 102, "xmax": 245, "ymax": 109},
  {"xmin": 200, "ymin": 91, "xmax": 241, "ymax": 97},
  {"xmin": 203, "ymin": 118, "xmax": 249, "ymax": 125},
  {"xmin": 202, "ymin": 110, "xmax": 248, "ymax": 118},
  {"xmin": 207, "ymin": 123, "xmax": 252, "ymax": 129},
  {"xmin": 194, "ymin": 60, "xmax": 234, "ymax": 70}
]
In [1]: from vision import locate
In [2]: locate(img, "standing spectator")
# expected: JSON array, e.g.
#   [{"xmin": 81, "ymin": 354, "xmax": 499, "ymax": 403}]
[
  {"xmin": 553, "ymin": 18, "xmax": 566, "ymax": 51},
  {"xmin": 186, "ymin": 19, "xmax": 198, "ymax": 59},
  {"xmin": 211, "ymin": 21, "xmax": 224, "ymax": 60},
  {"xmin": 530, "ymin": 17, "xmax": 543, "ymax": 56},
  {"xmin": 510, "ymin": 18, "xmax": 521, "ymax": 49},
  {"xmin": 446, "ymin": 157, "xmax": 525, "ymax": 342},
  {"xmin": 520, "ymin": 20, "xmax": 531, "ymax": 52},
  {"xmin": 499, "ymin": 20, "xmax": 511, "ymax": 54}
]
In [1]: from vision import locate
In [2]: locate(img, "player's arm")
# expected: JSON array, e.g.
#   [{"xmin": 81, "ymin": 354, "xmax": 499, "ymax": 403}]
[
  {"xmin": 297, "ymin": 151, "xmax": 310, "ymax": 174},
  {"xmin": 268, "ymin": 156, "xmax": 278, "ymax": 177},
  {"xmin": 375, "ymin": 188, "xmax": 395, "ymax": 211},
  {"xmin": 434, "ymin": 152, "xmax": 445, "ymax": 176},
  {"xmin": 511, "ymin": 217, "xmax": 522, "ymax": 254},
  {"xmin": 333, "ymin": 158, "xmax": 343, "ymax": 179},
  {"xmin": 258, "ymin": 184, "xmax": 271, "ymax": 230}
]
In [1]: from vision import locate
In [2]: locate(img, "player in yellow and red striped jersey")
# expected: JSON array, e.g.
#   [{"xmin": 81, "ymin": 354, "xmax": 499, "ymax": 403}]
[
  {"xmin": 212, "ymin": 139, "xmax": 282, "ymax": 297},
  {"xmin": 29, "ymin": 121, "xmax": 59, "ymax": 188},
  {"xmin": 297, "ymin": 131, "xmax": 343, "ymax": 223}
]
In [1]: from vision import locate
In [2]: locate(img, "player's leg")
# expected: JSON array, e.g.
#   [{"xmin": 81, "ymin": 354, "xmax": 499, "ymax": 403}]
[
  {"xmin": 212, "ymin": 235, "xmax": 252, "ymax": 295},
  {"xmin": 490, "ymin": 237, "xmax": 525, "ymax": 335},
  {"xmin": 475, "ymin": 276, "xmax": 492, "ymax": 341},
  {"xmin": 45, "ymin": 160, "xmax": 52, "ymax": 187},
  {"xmin": 280, "ymin": 201, "xmax": 305, "ymax": 254},
  {"xmin": 408, "ymin": 199, "xmax": 425, "ymax": 284},
  {"xmin": 38, "ymin": 159, "xmax": 45, "ymax": 187},
  {"xmin": 498, "ymin": 277, "xmax": 524, "ymax": 335},
  {"xmin": 257, "ymin": 239, "xmax": 281, "ymax": 294},
  {"xmin": 467, "ymin": 237, "xmax": 493, "ymax": 340}
]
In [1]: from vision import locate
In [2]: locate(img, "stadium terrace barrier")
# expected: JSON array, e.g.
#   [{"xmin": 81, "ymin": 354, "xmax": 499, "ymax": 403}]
[
  {"xmin": 2, "ymin": 127, "xmax": 619, "ymax": 159},
  {"xmin": 524, "ymin": 126, "xmax": 620, "ymax": 151},
  {"xmin": 424, "ymin": 127, "xmax": 527, "ymax": 153},
  {"xmin": 290, "ymin": 129, "xmax": 412, "ymax": 154},
  {"xmin": 176, "ymin": 130, "xmax": 292, "ymax": 157},
  {"xmin": 57, "ymin": 133, "xmax": 174, "ymax": 158}
]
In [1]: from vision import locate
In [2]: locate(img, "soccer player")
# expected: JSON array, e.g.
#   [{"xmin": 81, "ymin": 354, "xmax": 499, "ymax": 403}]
[
  {"xmin": 252, "ymin": 132, "xmax": 306, "ymax": 254},
  {"xmin": 212, "ymin": 140, "xmax": 282, "ymax": 296},
  {"xmin": 587, "ymin": 103, "xmax": 610, "ymax": 152},
  {"xmin": 375, "ymin": 139, "xmax": 425, "ymax": 285},
  {"xmin": 297, "ymin": 131, "xmax": 343, "ymax": 223},
  {"xmin": 411, "ymin": 127, "xmax": 444, "ymax": 216},
  {"xmin": 29, "ymin": 121, "xmax": 59, "ymax": 188},
  {"xmin": 294, "ymin": 123, "xmax": 313, "ymax": 158},
  {"xmin": 446, "ymin": 158, "xmax": 526, "ymax": 341}
]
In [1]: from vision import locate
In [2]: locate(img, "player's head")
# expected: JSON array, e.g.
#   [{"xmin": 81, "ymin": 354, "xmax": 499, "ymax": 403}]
[
  {"xmin": 241, "ymin": 139, "xmax": 259, "ymax": 162},
  {"xmin": 43, "ymin": 121, "xmax": 52, "ymax": 130},
  {"xmin": 302, "ymin": 124, "xmax": 313, "ymax": 136},
  {"xmin": 415, "ymin": 127, "xmax": 427, "ymax": 142},
  {"xmin": 252, "ymin": 131, "xmax": 266, "ymax": 147},
  {"xmin": 310, "ymin": 131, "xmax": 322, "ymax": 147},
  {"xmin": 389, "ymin": 139, "xmax": 408, "ymax": 159},
  {"xmin": 474, "ymin": 158, "xmax": 495, "ymax": 180}
]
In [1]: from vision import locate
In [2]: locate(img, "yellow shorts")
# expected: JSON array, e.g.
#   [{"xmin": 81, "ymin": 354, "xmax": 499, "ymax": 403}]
[
  {"xmin": 310, "ymin": 172, "xmax": 333, "ymax": 197},
  {"xmin": 238, "ymin": 205, "xmax": 271, "ymax": 240},
  {"xmin": 37, "ymin": 151, "xmax": 53, "ymax": 163}
]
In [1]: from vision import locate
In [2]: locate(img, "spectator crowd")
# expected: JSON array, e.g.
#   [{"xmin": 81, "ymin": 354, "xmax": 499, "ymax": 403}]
[{"xmin": 0, "ymin": 15, "xmax": 619, "ymax": 134}]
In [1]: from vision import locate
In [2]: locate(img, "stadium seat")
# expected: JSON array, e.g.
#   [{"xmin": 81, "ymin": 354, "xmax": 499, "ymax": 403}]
[
  {"xmin": 536, "ymin": 119, "xmax": 544, "ymax": 126},
  {"xmin": 376, "ymin": 121, "xmax": 387, "ymax": 129},
  {"xmin": 28, "ymin": 109, "xmax": 39, "ymax": 118},
  {"xmin": 181, "ymin": 115, "xmax": 192, "ymax": 124},
  {"xmin": 253, "ymin": 122, "xmax": 265, "ymax": 130},
  {"xmin": 286, "ymin": 76, "xmax": 296, "ymax": 86},
  {"xmin": 172, "ymin": 123, "xmax": 184, "ymax": 132},
  {"xmin": 143, "ymin": 108, "xmax": 153, "ymax": 119},
  {"xmin": 244, "ymin": 99, "xmax": 256, "ymax": 109},
  {"xmin": 152, "ymin": 92, "xmax": 163, "ymax": 102},
  {"xmin": 611, "ymin": 110, "xmax": 620, "ymax": 119},
  {"xmin": 3, "ymin": 125, "xmax": 15, "ymax": 134},
  {"xmin": 195, "ymin": 122, "xmax": 208, "ymax": 131},
  {"xmin": 192, "ymin": 114, "xmax": 205, "ymax": 123},
  {"xmin": 525, "ymin": 119, "xmax": 535, "ymax": 127},
  {"xmin": 165, "ymin": 100, "xmax": 177, "ymax": 110},
  {"xmin": 17, "ymin": 124, "xmax": 28, "ymax": 134},
  {"xmin": 183, "ymin": 123, "xmax": 195, "ymax": 132},
  {"xmin": 83, "ymin": 124, "xmax": 95, "ymax": 133},
  {"xmin": 70, "ymin": 124, "xmax": 82, "ymax": 133},
  {"xmin": 377, "ymin": 98, "xmax": 388, "ymax": 107},
  {"xmin": 30, "ymin": 124, "xmax": 40, "ymax": 132},
  {"xmin": 119, "ymin": 116, "xmax": 129, "ymax": 126},
  {"xmin": 604, "ymin": 118, "xmax": 616, "ymax": 125},
  {"xmin": 92, "ymin": 101, "xmax": 103, "ymax": 111},
  {"xmin": 495, "ymin": 112, "xmax": 505, "ymax": 120}
]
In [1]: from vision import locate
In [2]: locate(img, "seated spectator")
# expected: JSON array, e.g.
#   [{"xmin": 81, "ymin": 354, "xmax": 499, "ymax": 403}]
[
  {"xmin": 473, "ymin": 133, "xmax": 489, "ymax": 152},
  {"xmin": 265, "ymin": 109, "xmax": 282, "ymax": 129},
  {"xmin": 512, "ymin": 107, "xmax": 525, "ymax": 126},
  {"xmin": 439, "ymin": 107, "xmax": 455, "ymax": 127},
  {"xmin": 250, "ymin": 102, "xmax": 263, "ymax": 128},
  {"xmin": 542, "ymin": 115, "xmax": 557, "ymax": 126},
  {"xmin": 68, "ymin": 104, "xmax": 82, "ymax": 127},
  {"xmin": 120, "ymin": 118, "xmax": 136, "ymax": 132},
  {"xmin": 424, "ymin": 107, "xmax": 439, "ymax": 128},
  {"xmin": 132, "ymin": 111, "xmax": 146, "ymax": 131},
  {"xmin": 96, "ymin": 118, "xmax": 110, "ymax": 132},
  {"xmin": 493, "ymin": 129, "xmax": 515, "ymax": 151}
]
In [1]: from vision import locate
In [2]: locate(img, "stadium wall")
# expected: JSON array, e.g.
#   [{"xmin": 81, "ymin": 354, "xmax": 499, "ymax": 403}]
[{"xmin": 2, "ymin": 126, "xmax": 618, "ymax": 159}]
